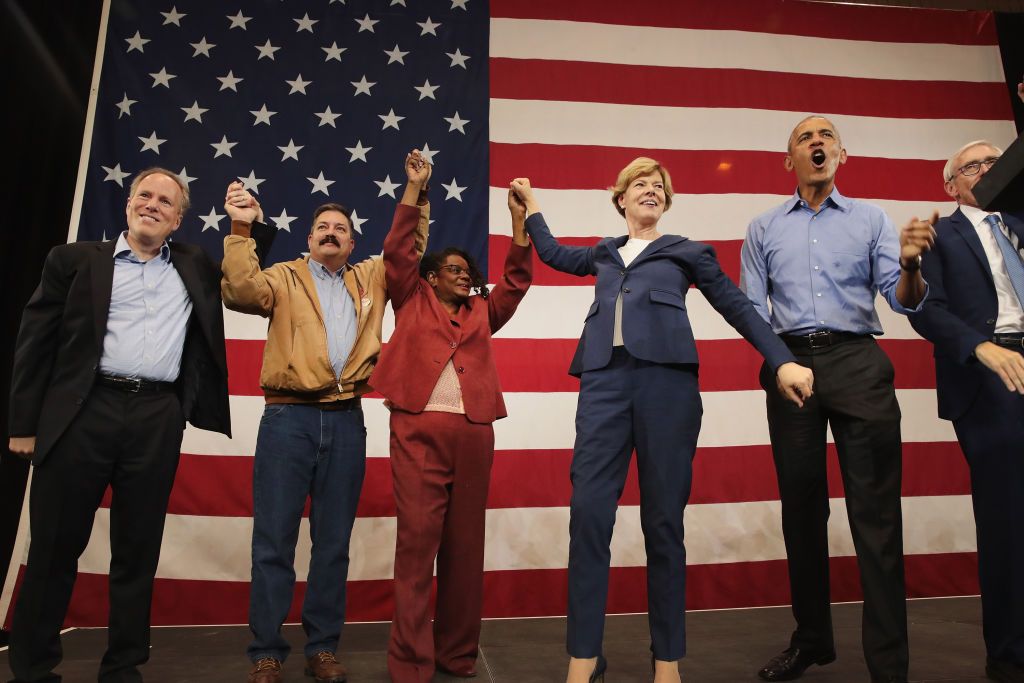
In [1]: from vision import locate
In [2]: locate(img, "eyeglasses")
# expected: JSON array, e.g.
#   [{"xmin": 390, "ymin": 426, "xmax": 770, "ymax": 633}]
[
  {"xmin": 953, "ymin": 157, "xmax": 1000, "ymax": 178},
  {"xmin": 437, "ymin": 264, "xmax": 470, "ymax": 276}
]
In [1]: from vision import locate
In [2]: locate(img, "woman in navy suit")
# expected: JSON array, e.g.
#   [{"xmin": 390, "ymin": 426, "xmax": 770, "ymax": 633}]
[{"xmin": 511, "ymin": 159, "xmax": 814, "ymax": 683}]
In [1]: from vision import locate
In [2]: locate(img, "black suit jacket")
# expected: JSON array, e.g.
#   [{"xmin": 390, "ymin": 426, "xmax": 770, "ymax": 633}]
[
  {"xmin": 908, "ymin": 208, "xmax": 1024, "ymax": 420},
  {"xmin": 8, "ymin": 239, "xmax": 231, "ymax": 465}
]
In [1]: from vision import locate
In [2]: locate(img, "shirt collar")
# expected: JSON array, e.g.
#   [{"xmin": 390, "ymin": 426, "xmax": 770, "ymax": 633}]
[
  {"xmin": 112, "ymin": 231, "xmax": 171, "ymax": 263},
  {"xmin": 959, "ymin": 203, "xmax": 1001, "ymax": 230},
  {"xmin": 307, "ymin": 257, "xmax": 346, "ymax": 280},
  {"xmin": 786, "ymin": 186, "xmax": 849, "ymax": 214}
]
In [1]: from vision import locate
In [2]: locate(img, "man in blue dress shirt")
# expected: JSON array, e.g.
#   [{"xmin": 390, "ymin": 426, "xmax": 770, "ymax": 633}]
[
  {"xmin": 740, "ymin": 116, "xmax": 935, "ymax": 683},
  {"xmin": 7, "ymin": 168, "xmax": 232, "ymax": 683}
]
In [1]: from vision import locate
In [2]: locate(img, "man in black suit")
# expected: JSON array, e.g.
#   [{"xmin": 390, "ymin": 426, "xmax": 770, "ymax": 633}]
[
  {"xmin": 909, "ymin": 139, "xmax": 1024, "ymax": 683},
  {"xmin": 6, "ymin": 168, "xmax": 231, "ymax": 683}
]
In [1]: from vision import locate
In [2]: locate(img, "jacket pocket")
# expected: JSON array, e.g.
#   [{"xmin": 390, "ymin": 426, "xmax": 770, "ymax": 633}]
[{"xmin": 649, "ymin": 288, "xmax": 685, "ymax": 309}]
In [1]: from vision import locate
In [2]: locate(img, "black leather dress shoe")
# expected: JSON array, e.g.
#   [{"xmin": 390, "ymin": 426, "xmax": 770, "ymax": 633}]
[
  {"xmin": 758, "ymin": 648, "xmax": 836, "ymax": 681},
  {"xmin": 987, "ymin": 657, "xmax": 1024, "ymax": 683},
  {"xmin": 436, "ymin": 663, "xmax": 478, "ymax": 678}
]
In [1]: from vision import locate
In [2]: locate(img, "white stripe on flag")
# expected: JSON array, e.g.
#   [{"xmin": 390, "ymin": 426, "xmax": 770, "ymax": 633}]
[
  {"xmin": 487, "ymin": 188, "xmax": 959, "ymax": 241},
  {"xmin": 490, "ymin": 99, "xmax": 1019, "ymax": 160},
  {"xmin": 75, "ymin": 495, "xmax": 976, "ymax": 582}
]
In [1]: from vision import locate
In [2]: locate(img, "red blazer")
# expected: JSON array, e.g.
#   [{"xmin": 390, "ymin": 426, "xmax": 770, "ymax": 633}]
[{"xmin": 369, "ymin": 204, "xmax": 532, "ymax": 424}]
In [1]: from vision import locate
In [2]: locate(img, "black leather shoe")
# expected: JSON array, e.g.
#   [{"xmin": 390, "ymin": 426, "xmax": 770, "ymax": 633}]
[
  {"xmin": 758, "ymin": 648, "xmax": 836, "ymax": 681},
  {"xmin": 872, "ymin": 677, "xmax": 907, "ymax": 683},
  {"xmin": 589, "ymin": 655, "xmax": 607, "ymax": 683},
  {"xmin": 436, "ymin": 663, "xmax": 478, "ymax": 678},
  {"xmin": 987, "ymin": 657, "xmax": 1024, "ymax": 683}
]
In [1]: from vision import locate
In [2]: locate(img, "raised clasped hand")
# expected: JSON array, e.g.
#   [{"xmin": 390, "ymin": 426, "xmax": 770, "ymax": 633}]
[
  {"xmin": 223, "ymin": 180, "xmax": 262, "ymax": 223},
  {"xmin": 406, "ymin": 149, "xmax": 431, "ymax": 185}
]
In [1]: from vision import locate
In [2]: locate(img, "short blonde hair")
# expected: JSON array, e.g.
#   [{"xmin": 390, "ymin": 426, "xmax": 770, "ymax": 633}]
[
  {"xmin": 128, "ymin": 167, "xmax": 191, "ymax": 215},
  {"xmin": 943, "ymin": 140, "xmax": 1003, "ymax": 182},
  {"xmin": 609, "ymin": 157, "xmax": 674, "ymax": 217}
]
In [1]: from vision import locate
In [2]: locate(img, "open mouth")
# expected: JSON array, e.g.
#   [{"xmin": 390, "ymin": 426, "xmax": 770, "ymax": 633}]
[{"xmin": 811, "ymin": 149, "xmax": 827, "ymax": 168}]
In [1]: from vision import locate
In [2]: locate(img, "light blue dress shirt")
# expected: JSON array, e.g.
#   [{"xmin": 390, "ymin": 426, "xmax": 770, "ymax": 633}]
[
  {"xmin": 308, "ymin": 258, "xmax": 357, "ymax": 378},
  {"xmin": 740, "ymin": 188, "xmax": 925, "ymax": 335},
  {"xmin": 98, "ymin": 232, "xmax": 192, "ymax": 381}
]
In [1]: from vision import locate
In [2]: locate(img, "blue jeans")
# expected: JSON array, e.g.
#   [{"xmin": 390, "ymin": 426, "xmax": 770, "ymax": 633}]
[{"xmin": 247, "ymin": 403, "xmax": 367, "ymax": 663}]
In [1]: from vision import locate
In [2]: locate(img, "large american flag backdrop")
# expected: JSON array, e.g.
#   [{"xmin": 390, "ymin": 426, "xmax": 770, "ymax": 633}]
[{"xmin": 3, "ymin": 0, "xmax": 1018, "ymax": 627}]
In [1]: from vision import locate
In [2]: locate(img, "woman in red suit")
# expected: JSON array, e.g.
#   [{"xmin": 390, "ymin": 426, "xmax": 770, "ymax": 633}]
[{"xmin": 369, "ymin": 151, "xmax": 533, "ymax": 683}]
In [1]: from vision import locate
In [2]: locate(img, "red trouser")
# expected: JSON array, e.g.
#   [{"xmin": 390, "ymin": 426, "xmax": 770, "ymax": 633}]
[{"xmin": 387, "ymin": 410, "xmax": 495, "ymax": 683}]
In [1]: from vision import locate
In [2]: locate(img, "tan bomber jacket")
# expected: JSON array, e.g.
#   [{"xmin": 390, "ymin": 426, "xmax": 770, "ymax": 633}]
[{"xmin": 221, "ymin": 203, "xmax": 429, "ymax": 403}]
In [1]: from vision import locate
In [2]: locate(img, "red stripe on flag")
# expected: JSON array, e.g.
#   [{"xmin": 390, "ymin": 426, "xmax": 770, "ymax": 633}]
[
  {"xmin": 40, "ymin": 552, "xmax": 977, "ymax": 627},
  {"xmin": 491, "ymin": 59, "xmax": 1013, "ymax": 121},
  {"xmin": 488, "ymin": 235, "xmax": 597, "ymax": 287},
  {"xmin": 124, "ymin": 441, "xmax": 965, "ymax": 519},
  {"xmin": 487, "ymin": 442, "xmax": 968, "ymax": 509},
  {"xmin": 228, "ymin": 337, "xmax": 938, "ymax": 398},
  {"xmin": 490, "ymin": 144, "xmax": 949, "ymax": 201},
  {"xmin": 489, "ymin": 0, "xmax": 996, "ymax": 46}
]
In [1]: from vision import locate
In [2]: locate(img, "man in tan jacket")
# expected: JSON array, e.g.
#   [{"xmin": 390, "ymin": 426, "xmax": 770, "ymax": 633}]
[{"xmin": 221, "ymin": 153, "xmax": 430, "ymax": 683}]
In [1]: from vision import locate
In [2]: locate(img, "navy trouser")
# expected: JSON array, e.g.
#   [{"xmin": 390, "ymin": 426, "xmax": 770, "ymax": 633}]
[
  {"xmin": 566, "ymin": 348, "xmax": 701, "ymax": 662},
  {"xmin": 247, "ymin": 403, "xmax": 366, "ymax": 663},
  {"xmin": 952, "ymin": 362, "xmax": 1024, "ymax": 666}
]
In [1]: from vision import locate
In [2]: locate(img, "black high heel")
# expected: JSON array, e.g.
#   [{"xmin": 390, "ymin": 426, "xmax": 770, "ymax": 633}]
[{"xmin": 589, "ymin": 655, "xmax": 607, "ymax": 683}]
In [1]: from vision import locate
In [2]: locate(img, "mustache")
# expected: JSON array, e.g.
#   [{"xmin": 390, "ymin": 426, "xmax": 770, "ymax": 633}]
[{"xmin": 318, "ymin": 235, "xmax": 341, "ymax": 247}]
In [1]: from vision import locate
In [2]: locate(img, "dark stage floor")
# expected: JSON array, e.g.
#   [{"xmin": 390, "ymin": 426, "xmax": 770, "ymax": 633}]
[{"xmin": 1, "ymin": 597, "xmax": 992, "ymax": 682}]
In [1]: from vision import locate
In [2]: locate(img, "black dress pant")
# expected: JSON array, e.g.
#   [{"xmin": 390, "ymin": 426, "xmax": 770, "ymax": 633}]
[
  {"xmin": 759, "ymin": 337, "xmax": 908, "ymax": 680},
  {"xmin": 8, "ymin": 385, "xmax": 184, "ymax": 683},
  {"xmin": 951, "ymin": 357, "xmax": 1024, "ymax": 666}
]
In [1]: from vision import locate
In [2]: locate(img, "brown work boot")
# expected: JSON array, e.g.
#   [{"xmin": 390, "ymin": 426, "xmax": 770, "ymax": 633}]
[
  {"xmin": 305, "ymin": 651, "xmax": 347, "ymax": 682},
  {"xmin": 249, "ymin": 657, "xmax": 282, "ymax": 683}
]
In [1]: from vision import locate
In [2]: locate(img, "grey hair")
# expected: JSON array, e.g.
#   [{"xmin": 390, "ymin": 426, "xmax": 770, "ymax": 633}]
[
  {"xmin": 943, "ymin": 140, "xmax": 1003, "ymax": 182},
  {"xmin": 128, "ymin": 167, "xmax": 191, "ymax": 215}
]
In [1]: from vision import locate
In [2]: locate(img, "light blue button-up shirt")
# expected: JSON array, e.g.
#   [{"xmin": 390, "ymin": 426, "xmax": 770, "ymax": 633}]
[
  {"xmin": 98, "ymin": 232, "xmax": 192, "ymax": 381},
  {"xmin": 308, "ymin": 258, "xmax": 357, "ymax": 378},
  {"xmin": 740, "ymin": 188, "xmax": 925, "ymax": 335}
]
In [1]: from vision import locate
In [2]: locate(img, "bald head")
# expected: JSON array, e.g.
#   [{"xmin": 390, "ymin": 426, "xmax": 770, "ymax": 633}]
[{"xmin": 787, "ymin": 115, "xmax": 842, "ymax": 154}]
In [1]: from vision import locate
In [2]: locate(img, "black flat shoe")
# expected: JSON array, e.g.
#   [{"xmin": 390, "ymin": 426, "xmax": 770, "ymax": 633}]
[
  {"xmin": 436, "ymin": 663, "xmax": 478, "ymax": 678},
  {"xmin": 758, "ymin": 647, "xmax": 836, "ymax": 681},
  {"xmin": 986, "ymin": 657, "xmax": 1024, "ymax": 683},
  {"xmin": 590, "ymin": 655, "xmax": 608, "ymax": 683}
]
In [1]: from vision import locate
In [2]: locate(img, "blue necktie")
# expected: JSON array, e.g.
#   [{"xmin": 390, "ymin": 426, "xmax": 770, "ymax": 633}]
[{"xmin": 986, "ymin": 214, "xmax": 1024, "ymax": 308}]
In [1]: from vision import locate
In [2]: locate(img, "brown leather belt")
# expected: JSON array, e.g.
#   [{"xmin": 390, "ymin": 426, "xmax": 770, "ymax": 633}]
[{"xmin": 312, "ymin": 398, "xmax": 361, "ymax": 411}]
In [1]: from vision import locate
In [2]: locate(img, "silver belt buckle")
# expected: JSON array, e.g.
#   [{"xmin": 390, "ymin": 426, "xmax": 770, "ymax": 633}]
[{"xmin": 806, "ymin": 331, "xmax": 830, "ymax": 349}]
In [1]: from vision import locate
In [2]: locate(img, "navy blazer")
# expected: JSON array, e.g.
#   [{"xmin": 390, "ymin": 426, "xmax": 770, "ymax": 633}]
[
  {"xmin": 909, "ymin": 208, "xmax": 1024, "ymax": 421},
  {"xmin": 525, "ymin": 213, "xmax": 795, "ymax": 377}
]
